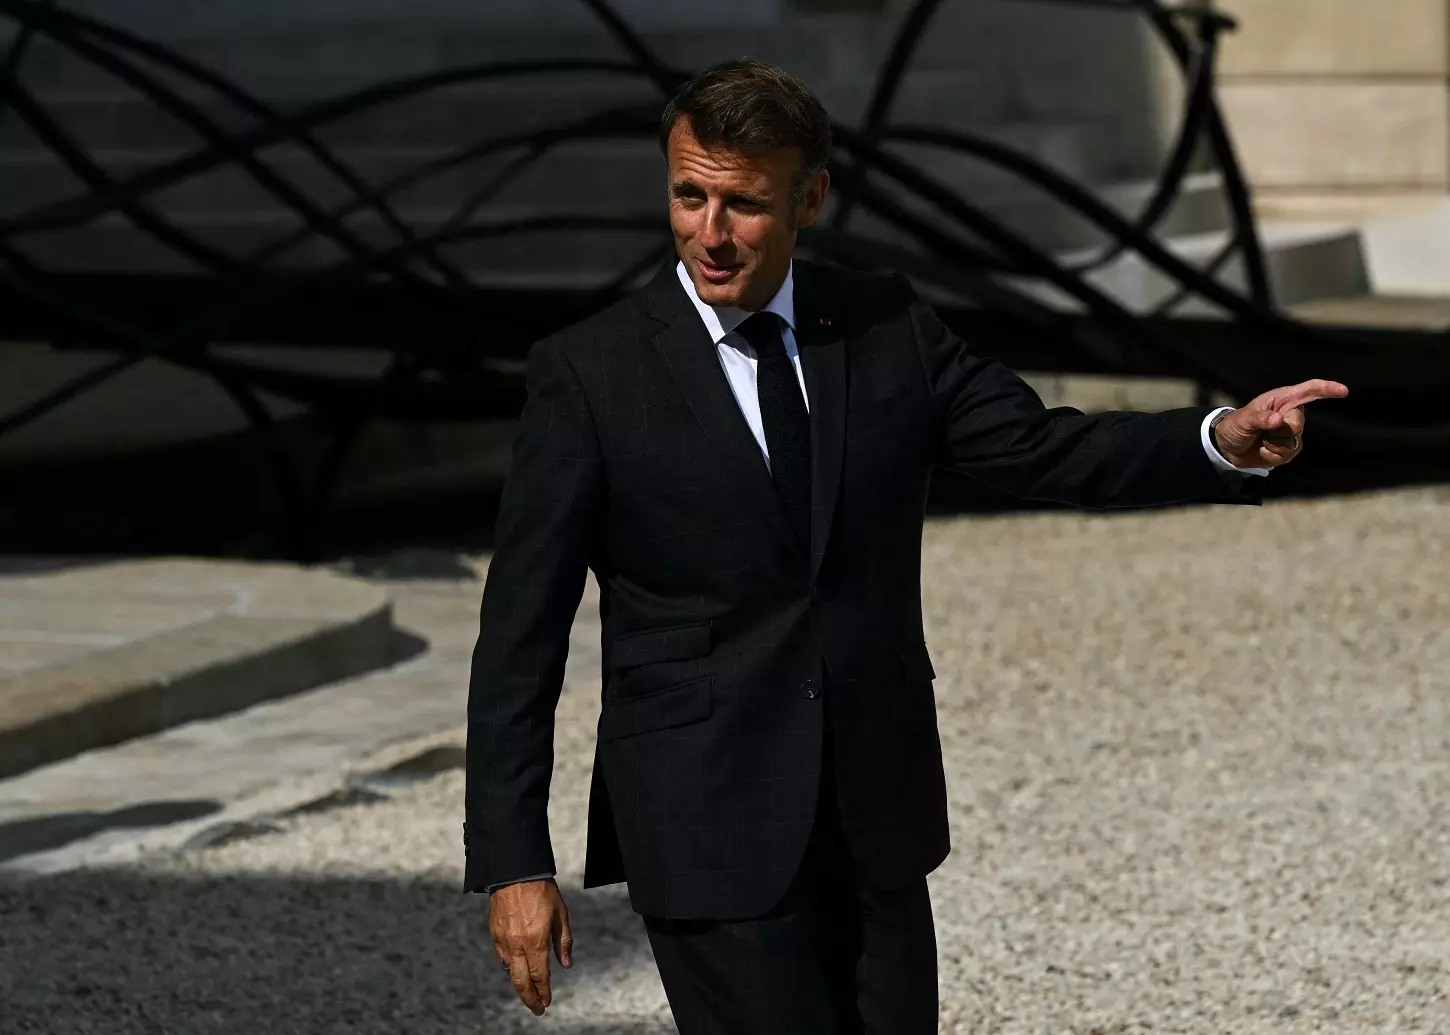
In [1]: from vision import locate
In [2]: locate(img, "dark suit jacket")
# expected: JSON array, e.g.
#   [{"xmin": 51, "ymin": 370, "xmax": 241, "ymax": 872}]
[{"xmin": 464, "ymin": 258, "xmax": 1257, "ymax": 920}]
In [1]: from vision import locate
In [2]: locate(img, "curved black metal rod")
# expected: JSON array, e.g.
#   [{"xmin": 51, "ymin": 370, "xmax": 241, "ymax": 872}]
[
  {"xmin": 3, "ymin": 8, "xmax": 456, "ymax": 303},
  {"xmin": 576, "ymin": 0, "xmax": 684, "ymax": 94},
  {"xmin": 2, "ymin": 0, "xmax": 1439, "ymax": 540},
  {"xmin": 834, "ymin": 125, "xmax": 1254, "ymax": 394},
  {"xmin": 831, "ymin": 0, "xmax": 1259, "ymax": 320},
  {"xmin": 832, "ymin": 0, "xmax": 947, "ymax": 232},
  {"xmin": 10, "ymin": 0, "xmax": 467, "ymax": 288},
  {"xmin": 824, "ymin": 169, "xmax": 1165, "ymax": 375},
  {"xmin": 0, "ymin": 109, "xmax": 665, "ymax": 443},
  {"xmin": 1071, "ymin": 21, "xmax": 1218, "ymax": 273},
  {"xmin": 875, "ymin": 124, "xmax": 1299, "ymax": 333},
  {"xmin": 325, "ymin": 212, "xmax": 668, "ymax": 281},
  {"xmin": 299, "ymin": 353, "xmax": 418, "ymax": 562},
  {"xmin": 168, "ymin": 106, "xmax": 664, "ymax": 355},
  {"xmin": 165, "ymin": 350, "xmax": 527, "ymax": 419},
  {"xmin": 0, "ymin": 75, "xmax": 245, "ymax": 276},
  {"xmin": 0, "ymin": 209, "xmax": 665, "ymax": 441},
  {"xmin": 0, "ymin": 258, "xmax": 216, "ymax": 438},
  {"xmin": 0, "ymin": 259, "xmax": 316, "ymax": 528},
  {"xmin": 0, "ymin": 59, "xmax": 668, "ymax": 236},
  {"xmin": 168, "ymin": 109, "xmax": 663, "ymax": 365},
  {"xmin": 1151, "ymin": 233, "xmax": 1240, "ymax": 317},
  {"xmin": 832, "ymin": 170, "xmax": 1004, "ymax": 270},
  {"xmin": 802, "ymin": 222, "xmax": 1069, "ymax": 333},
  {"xmin": 210, "ymin": 373, "xmax": 309, "ymax": 557},
  {"xmin": 0, "ymin": 0, "xmax": 54, "ymax": 125},
  {"xmin": 1135, "ymin": 0, "xmax": 1271, "ymax": 305},
  {"xmin": 572, "ymin": 238, "xmax": 680, "ymax": 321}
]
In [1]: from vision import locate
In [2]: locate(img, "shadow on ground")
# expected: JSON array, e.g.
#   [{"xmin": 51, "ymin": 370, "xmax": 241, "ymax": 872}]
[
  {"xmin": 0, "ymin": 869, "xmax": 668, "ymax": 1034},
  {"xmin": 0, "ymin": 800, "xmax": 222, "ymax": 865}
]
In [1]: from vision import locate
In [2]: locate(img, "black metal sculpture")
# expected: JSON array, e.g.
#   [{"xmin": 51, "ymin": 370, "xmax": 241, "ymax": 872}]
[{"xmin": 0, "ymin": 0, "xmax": 1443, "ymax": 557}]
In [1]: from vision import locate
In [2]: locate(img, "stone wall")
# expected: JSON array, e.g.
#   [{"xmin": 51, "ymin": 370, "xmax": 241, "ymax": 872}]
[{"xmin": 1216, "ymin": 0, "xmax": 1450, "ymax": 222}]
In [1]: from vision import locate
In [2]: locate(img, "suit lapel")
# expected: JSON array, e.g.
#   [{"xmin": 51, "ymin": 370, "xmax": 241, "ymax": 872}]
[
  {"xmin": 793, "ymin": 262, "xmax": 847, "ymax": 585},
  {"xmin": 643, "ymin": 262, "xmax": 804, "ymax": 560}
]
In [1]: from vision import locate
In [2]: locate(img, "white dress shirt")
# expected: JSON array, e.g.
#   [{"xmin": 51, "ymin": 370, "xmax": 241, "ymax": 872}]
[
  {"xmin": 676, "ymin": 259, "xmax": 1268, "ymax": 478},
  {"xmin": 675, "ymin": 260, "xmax": 809, "ymax": 474}
]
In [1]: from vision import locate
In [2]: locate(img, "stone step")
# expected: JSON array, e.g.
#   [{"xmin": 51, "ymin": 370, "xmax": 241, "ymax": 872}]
[
  {"xmin": 2, "ymin": 204, "xmax": 667, "ymax": 275},
  {"xmin": 1, "ymin": 11, "xmax": 890, "ymax": 95},
  {"xmin": 0, "ymin": 57, "xmax": 1012, "ymax": 152},
  {"xmin": 0, "ymin": 119, "xmax": 1126, "ymax": 274},
  {"xmin": 1, "ymin": 170, "xmax": 1228, "ymax": 283},
  {"xmin": 0, "ymin": 76, "xmax": 664, "ymax": 153},
  {"xmin": 1290, "ymin": 293, "xmax": 1450, "ymax": 331},
  {"xmin": 844, "ymin": 172, "xmax": 1232, "ymax": 261},
  {"xmin": 1007, "ymin": 222, "xmax": 1370, "ymax": 316},
  {"xmin": 0, "ymin": 558, "xmax": 402, "ymax": 780},
  {"xmin": 0, "ymin": 555, "xmax": 515, "ymax": 877},
  {"xmin": 1, "ymin": 13, "xmax": 1011, "ymax": 124},
  {"xmin": 3, "ymin": 196, "xmax": 1329, "ymax": 314},
  {"xmin": 0, "ymin": 115, "xmax": 1101, "ymax": 221},
  {"xmin": 0, "ymin": 140, "xmax": 670, "ymax": 218}
]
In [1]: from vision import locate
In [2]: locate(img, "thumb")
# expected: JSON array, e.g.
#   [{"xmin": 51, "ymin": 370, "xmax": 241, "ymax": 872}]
[
  {"xmin": 1216, "ymin": 406, "xmax": 1280, "ymax": 452},
  {"xmin": 1238, "ymin": 407, "xmax": 1284, "ymax": 432}
]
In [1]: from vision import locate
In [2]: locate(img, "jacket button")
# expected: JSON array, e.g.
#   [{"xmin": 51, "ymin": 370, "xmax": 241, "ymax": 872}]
[{"xmin": 802, "ymin": 679, "xmax": 821, "ymax": 699}]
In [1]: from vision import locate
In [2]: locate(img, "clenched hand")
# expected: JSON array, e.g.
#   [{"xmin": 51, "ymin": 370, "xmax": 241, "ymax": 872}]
[
  {"xmin": 1212, "ymin": 378, "xmax": 1350, "ymax": 469},
  {"xmin": 490, "ymin": 878, "xmax": 573, "ymax": 1016}
]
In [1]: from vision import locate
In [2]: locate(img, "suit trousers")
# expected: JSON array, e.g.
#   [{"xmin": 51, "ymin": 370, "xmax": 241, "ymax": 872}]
[{"xmin": 641, "ymin": 695, "xmax": 939, "ymax": 1034}]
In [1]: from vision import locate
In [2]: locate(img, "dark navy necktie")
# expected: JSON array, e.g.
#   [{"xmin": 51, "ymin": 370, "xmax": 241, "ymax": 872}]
[{"xmin": 738, "ymin": 312, "xmax": 811, "ymax": 548}]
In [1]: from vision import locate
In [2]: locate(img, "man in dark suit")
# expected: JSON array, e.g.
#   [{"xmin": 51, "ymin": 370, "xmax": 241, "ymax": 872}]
[{"xmin": 465, "ymin": 58, "xmax": 1347, "ymax": 1033}]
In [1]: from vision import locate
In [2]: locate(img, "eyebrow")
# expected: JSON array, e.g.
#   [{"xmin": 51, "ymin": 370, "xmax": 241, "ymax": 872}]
[{"xmin": 669, "ymin": 180, "xmax": 772, "ymax": 206}]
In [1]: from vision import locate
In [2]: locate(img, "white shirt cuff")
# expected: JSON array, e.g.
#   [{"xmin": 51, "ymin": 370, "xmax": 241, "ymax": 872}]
[{"xmin": 1201, "ymin": 406, "xmax": 1271, "ymax": 477}]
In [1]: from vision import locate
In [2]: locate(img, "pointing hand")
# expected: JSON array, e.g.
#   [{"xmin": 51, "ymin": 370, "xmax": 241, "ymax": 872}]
[{"xmin": 1212, "ymin": 378, "xmax": 1349, "ymax": 469}]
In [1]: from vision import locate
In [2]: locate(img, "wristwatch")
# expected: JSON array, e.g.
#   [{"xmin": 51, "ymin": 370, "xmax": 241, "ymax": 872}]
[{"xmin": 1209, "ymin": 408, "xmax": 1231, "ymax": 455}]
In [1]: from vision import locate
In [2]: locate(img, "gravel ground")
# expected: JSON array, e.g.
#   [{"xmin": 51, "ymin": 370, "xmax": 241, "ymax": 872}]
[{"xmin": 3, "ymin": 488, "xmax": 1449, "ymax": 1034}]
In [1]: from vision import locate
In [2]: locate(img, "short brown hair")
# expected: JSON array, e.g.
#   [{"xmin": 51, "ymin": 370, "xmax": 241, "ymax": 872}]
[{"xmin": 659, "ymin": 58, "xmax": 833, "ymax": 217}]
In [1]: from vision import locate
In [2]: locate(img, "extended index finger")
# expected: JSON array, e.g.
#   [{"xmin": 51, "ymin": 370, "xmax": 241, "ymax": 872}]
[{"xmin": 1271, "ymin": 379, "xmax": 1348, "ymax": 411}]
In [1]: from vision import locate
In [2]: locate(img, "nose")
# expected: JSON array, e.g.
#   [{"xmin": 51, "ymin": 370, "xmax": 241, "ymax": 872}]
[{"xmin": 698, "ymin": 201, "xmax": 730, "ymax": 250}]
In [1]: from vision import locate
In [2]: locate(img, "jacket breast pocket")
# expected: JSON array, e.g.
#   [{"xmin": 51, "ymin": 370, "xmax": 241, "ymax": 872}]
[
  {"xmin": 599, "ymin": 676, "xmax": 713, "ymax": 741},
  {"xmin": 846, "ymin": 387, "xmax": 918, "ymax": 443},
  {"xmin": 899, "ymin": 641, "xmax": 937, "ymax": 684}
]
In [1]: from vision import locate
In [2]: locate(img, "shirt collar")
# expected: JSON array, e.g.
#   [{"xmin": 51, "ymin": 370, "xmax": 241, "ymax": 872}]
[{"xmin": 675, "ymin": 259, "xmax": 796, "ymax": 346}]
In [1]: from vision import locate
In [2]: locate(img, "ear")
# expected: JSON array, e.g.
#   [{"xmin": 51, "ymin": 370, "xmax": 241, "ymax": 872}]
[{"xmin": 794, "ymin": 169, "xmax": 831, "ymax": 229}]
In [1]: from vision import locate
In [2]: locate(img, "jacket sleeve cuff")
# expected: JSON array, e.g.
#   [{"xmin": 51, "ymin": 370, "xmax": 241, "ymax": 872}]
[{"xmin": 481, "ymin": 873, "xmax": 557, "ymax": 894}]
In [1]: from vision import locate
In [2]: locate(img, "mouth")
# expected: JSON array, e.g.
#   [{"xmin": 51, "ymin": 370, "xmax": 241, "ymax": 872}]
[{"xmin": 697, "ymin": 258, "xmax": 743, "ymax": 283}]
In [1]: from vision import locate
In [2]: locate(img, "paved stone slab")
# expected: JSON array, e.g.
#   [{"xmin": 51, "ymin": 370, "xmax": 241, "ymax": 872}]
[
  {"xmin": 0, "ymin": 558, "xmax": 396, "ymax": 779},
  {"xmin": 0, "ymin": 559, "xmax": 602, "ymax": 876},
  {"xmin": 1291, "ymin": 292, "xmax": 1450, "ymax": 331}
]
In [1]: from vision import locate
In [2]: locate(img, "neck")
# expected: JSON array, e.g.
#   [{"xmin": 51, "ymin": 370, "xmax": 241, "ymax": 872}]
[{"xmin": 738, "ymin": 264, "xmax": 791, "ymax": 312}]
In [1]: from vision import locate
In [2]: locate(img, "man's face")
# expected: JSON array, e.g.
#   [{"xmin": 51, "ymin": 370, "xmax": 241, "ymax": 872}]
[{"xmin": 667, "ymin": 118, "xmax": 830, "ymax": 311}]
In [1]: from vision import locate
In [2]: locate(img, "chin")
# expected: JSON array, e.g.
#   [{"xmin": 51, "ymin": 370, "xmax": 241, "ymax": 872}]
[{"xmin": 694, "ymin": 277, "xmax": 749, "ymax": 307}]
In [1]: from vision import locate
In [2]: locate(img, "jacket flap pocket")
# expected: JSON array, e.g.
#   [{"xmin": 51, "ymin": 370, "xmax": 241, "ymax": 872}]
[
  {"xmin": 611, "ymin": 620, "xmax": 711, "ymax": 670},
  {"xmin": 900, "ymin": 642, "xmax": 936, "ymax": 683},
  {"xmin": 600, "ymin": 676, "xmax": 712, "ymax": 741}
]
